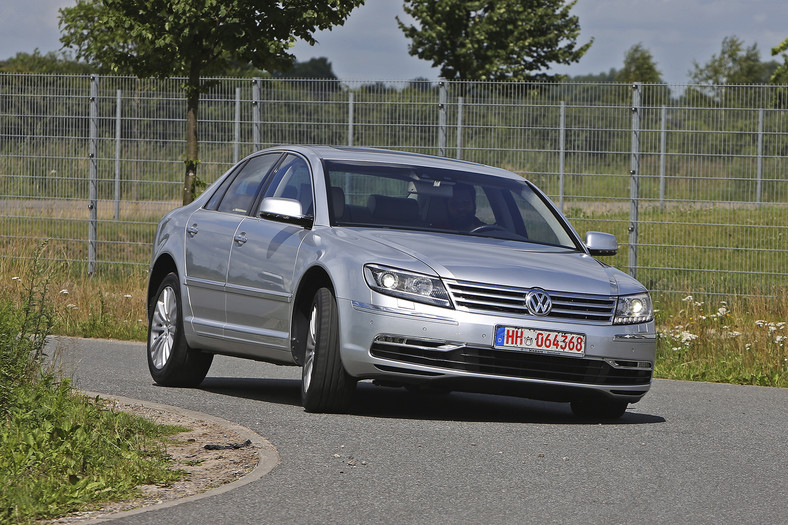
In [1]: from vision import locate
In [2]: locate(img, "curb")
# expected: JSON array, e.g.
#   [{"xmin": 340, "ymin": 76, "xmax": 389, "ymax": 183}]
[{"xmin": 77, "ymin": 392, "xmax": 280, "ymax": 523}]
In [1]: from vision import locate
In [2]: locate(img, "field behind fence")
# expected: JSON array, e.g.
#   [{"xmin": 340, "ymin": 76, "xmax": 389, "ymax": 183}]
[{"xmin": 1, "ymin": 73, "xmax": 786, "ymax": 297}]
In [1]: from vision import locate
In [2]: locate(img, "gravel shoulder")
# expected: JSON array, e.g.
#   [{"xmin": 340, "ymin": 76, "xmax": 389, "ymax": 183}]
[{"xmin": 47, "ymin": 394, "xmax": 280, "ymax": 524}]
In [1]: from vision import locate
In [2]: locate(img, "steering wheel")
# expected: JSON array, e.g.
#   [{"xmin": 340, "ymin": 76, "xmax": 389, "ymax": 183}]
[{"xmin": 470, "ymin": 224, "xmax": 507, "ymax": 234}]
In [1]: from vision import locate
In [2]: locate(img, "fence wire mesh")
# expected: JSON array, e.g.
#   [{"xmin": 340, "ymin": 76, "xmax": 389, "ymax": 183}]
[{"xmin": 1, "ymin": 74, "xmax": 786, "ymax": 296}]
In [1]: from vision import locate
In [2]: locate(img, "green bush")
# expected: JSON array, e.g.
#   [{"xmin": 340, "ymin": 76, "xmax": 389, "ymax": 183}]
[{"xmin": 0, "ymin": 251, "xmax": 185, "ymax": 524}]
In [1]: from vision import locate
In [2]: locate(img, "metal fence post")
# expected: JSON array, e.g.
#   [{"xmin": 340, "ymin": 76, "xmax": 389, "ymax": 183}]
[
  {"xmin": 659, "ymin": 105, "xmax": 667, "ymax": 211},
  {"xmin": 234, "ymin": 87, "xmax": 241, "ymax": 163},
  {"xmin": 628, "ymin": 83, "xmax": 642, "ymax": 279},
  {"xmin": 757, "ymin": 108, "xmax": 764, "ymax": 206},
  {"xmin": 88, "ymin": 75, "xmax": 99, "ymax": 275},
  {"xmin": 348, "ymin": 92, "xmax": 355, "ymax": 147},
  {"xmin": 559, "ymin": 101, "xmax": 566, "ymax": 212},
  {"xmin": 114, "ymin": 89, "xmax": 121, "ymax": 220},
  {"xmin": 456, "ymin": 96, "xmax": 464, "ymax": 159},
  {"xmin": 438, "ymin": 80, "xmax": 447, "ymax": 157},
  {"xmin": 252, "ymin": 77, "xmax": 261, "ymax": 150}
]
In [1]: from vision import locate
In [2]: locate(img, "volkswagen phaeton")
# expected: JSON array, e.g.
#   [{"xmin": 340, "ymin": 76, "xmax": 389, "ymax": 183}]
[{"xmin": 146, "ymin": 145, "xmax": 656, "ymax": 419}]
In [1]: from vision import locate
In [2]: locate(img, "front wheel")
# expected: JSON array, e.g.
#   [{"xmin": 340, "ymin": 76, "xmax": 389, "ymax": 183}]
[
  {"xmin": 301, "ymin": 288, "xmax": 355, "ymax": 413},
  {"xmin": 570, "ymin": 398, "xmax": 628, "ymax": 420},
  {"xmin": 147, "ymin": 273, "xmax": 212, "ymax": 387}
]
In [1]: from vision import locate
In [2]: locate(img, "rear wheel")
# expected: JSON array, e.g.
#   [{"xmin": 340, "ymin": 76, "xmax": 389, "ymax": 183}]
[
  {"xmin": 570, "ymin": 398, "xmax": 628, "ymax": 420},
  {"xmin": 147, "ymin": 273, "xmax": 212, "ymax": 387},
  {"xmin": 301, "ymin": 287, "xmax": 355, "ymax": 412}
]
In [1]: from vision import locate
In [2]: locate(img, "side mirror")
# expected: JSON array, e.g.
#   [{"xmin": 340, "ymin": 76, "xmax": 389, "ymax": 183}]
[
  {"xmin": 585, "ymin": 231, "xmax": 617, "ymax": 256},
  {"xmin": 259, "ymin": 198, "xmax": 312, "ymax": 228}
]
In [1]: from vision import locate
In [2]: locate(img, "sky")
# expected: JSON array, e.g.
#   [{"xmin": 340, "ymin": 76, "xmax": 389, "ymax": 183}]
[{"xmin": 2, "ymin": 0, "xmax": 787, "ymax": 85}]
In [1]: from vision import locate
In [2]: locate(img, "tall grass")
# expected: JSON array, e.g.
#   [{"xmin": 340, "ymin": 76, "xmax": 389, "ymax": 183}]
[
  {"xmin": 655, "ymin": 292, "xmax": 787, "ymax": 387},
  {"xmin": 0, "ymin": 249, "xmax": 185, "ymax": 524}
]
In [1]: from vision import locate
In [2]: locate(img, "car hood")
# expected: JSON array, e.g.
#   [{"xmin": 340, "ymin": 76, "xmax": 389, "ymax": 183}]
[{"xmin": 352, "ymin": 229, "xmax": 640, "ymax": 296}]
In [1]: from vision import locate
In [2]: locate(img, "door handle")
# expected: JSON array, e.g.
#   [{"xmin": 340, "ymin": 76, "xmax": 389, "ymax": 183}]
[
  {"xmin": 234, "ymin": 233, "xmax": 248, "ymax": 245},
  {"xmin": 186, "ymin": 225, "xmax": 198, "ymax": 236}
]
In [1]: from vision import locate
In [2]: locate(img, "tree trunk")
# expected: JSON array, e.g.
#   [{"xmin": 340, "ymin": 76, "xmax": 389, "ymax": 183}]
[{"xmin": 183, "ymin": 73, "xmax": 200, "ymax": 205}]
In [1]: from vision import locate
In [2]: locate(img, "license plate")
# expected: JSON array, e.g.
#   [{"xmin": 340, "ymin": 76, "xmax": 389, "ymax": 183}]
[{"xmin": 494, "ymin": 326, "xmax": 585, "ymax": 356}]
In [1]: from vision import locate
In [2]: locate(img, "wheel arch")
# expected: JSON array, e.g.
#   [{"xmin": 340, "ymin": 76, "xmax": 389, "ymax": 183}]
[
  {"xmin": 291, "ymin": 265, "xmax": 335, "ymax": 365},
  {"xmin": 148, "ymin": 253, "xmax": 178, "ymax": 313}
]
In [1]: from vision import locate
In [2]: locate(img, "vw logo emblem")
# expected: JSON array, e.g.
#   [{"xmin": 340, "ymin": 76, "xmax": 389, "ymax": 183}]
[{"xmin": 525, "ymin": 289, "xmax": 552, "ymax": 316}]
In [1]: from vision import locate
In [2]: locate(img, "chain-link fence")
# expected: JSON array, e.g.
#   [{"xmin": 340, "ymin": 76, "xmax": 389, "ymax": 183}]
[{"xmin": 1, "ymin": 73, "xmax": 786, "ymax": 296}]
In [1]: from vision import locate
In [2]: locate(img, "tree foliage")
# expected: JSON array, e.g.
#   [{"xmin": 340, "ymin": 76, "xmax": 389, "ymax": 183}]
[
  {"xmin": 689, "ymin": 35, "xmax": 769, "ymax": 85},
  {"xmin": 397, "ymin": 0, "xmax": 591, "ymax": 81},
  {"xmin": 58, "ymin": 0, "xmax": 364, "ymax": 203},
  {"xmin": 0, "ymin": 50, "xmax": 94, "ymax": 75},
  {"xmin": 616, "ymin": 43, "xmax": 662, "ymax": 84},
  {"xmin": 771, "ymin": 36, "xmax": 788, "ymax": 83}
]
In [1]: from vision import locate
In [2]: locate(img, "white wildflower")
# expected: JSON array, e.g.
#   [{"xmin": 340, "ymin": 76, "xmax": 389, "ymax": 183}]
[
  {"xmin": 717, "ymin": 306, "xmax": 728, "ymax": 317},
  {"xmin": 66, "ymin": 304, "xmax": 78, "ymax": 310},
  {"xmin": 59, "ymin": 289, "xmax": 69, "ymax": 295},
  {"xmin": 11, "ymin": 276, "xmax": 20, "ymax": 282},
  {"xmin": 775, "ymin": 336, "xmax": 786, "ymax": 345},
  {"xmin": 680, "ymin": 331, "xmax": 698, "ymax": 344},
  {"xmin": 755, "ymin": 320, "xmax": 768, "ymax": 327},
  {"xmin": 725, "ymin": 331, "xmax": 742, "ymax": 338},
  {"xmin": 777, "ymin": 322, "xmax": 786, "ymax": 330},
  {"xmin": 682, "ymin": 295, "xmax": 693, "ymax": 302},
  {"xmin": 123, "ymin": 294, "xmax": 132, "ymax": 299}
]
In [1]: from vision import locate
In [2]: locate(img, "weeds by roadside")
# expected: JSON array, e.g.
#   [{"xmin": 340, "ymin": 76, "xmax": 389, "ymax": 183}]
[
  {"xmin": 0, "ymin": 249, "xmax": 185, "ymax": 524},
  {"xmin": 655, "ymin": 292, "xmax": 787, "ymax": 387}
]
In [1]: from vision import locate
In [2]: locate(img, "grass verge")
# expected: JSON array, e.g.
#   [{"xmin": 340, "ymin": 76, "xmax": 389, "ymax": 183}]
[{"xmin": 0, "ymin": 249, "xmax": 186, "ymax": 524}]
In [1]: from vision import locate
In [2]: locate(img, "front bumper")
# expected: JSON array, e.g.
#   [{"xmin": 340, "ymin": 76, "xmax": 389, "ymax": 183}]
[{"xmin": 338, "ymin": 297, "xmax": 656, "ymax": 403}]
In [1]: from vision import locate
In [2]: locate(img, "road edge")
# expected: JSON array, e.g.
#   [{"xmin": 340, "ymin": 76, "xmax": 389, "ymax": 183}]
[{"xmin": 76, "ymin": 392, "xmax": 280, "ymax": 523}]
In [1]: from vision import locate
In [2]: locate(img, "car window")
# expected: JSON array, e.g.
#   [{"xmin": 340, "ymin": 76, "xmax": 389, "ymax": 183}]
[
  {"xmin": 216, "ymin": 154, "xmax": 280, "ymax": 215},
  {"xmin": 324, "ymin": 160, "xmax": 579, "ymax": 249},
  {"xmin": 260, "ymin": 154, "xmax": 313, "ymax": 216}
]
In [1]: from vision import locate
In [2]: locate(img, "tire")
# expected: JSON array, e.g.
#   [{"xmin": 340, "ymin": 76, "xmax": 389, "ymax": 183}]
[
  {"xmin": 300, "ymin": 287, "xmax": 355, "ymax": 413},
  {"xmin": 570, "ymin": 398, "xmax": 628, "ymax": 420},
  {"xmin": 147, "ymin": 273, "xmax": 213, "ymax": 387}
]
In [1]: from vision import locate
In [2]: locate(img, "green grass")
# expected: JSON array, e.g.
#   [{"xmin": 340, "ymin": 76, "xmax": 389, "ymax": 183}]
[
  {"xmin": 0, "ymin": 252, "xmax": 187, "ymax": 524},
  {"xmin": 654, "ymin": 292, "xmax": 787, "ymax": 387}
]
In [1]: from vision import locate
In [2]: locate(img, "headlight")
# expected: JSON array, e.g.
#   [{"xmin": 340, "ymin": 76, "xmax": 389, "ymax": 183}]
[
  {"xmin": 614, "ymin": 293, "xmax": 654, "ymax": 325},
  {"xmin": 364, "ymin": 264, "xmax": 452, "ymax": 308}
]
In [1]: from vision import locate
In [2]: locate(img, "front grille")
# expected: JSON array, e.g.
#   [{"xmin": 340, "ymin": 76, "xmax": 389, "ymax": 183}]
[
  {"xmin": 445, "ymin": 280, "xmax": 615, "ymax": 323},
  {"xmin": 370, "ymin": 337, "xmax": 652, "ymax": 386}
]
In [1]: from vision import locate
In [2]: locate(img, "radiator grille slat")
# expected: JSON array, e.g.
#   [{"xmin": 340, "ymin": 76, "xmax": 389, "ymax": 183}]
[{"xmin": 446, "ymin": 281, "xmax": 616, "ymax": 323}]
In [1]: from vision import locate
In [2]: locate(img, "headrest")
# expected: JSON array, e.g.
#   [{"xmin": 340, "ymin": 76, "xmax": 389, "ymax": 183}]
[{"xmin": 330, "ymin": 186, "xmax": 345, "ymax": 218}]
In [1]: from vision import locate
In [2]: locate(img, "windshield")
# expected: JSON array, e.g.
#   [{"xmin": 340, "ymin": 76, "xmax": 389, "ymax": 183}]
[{"xmin": 323, "ymin": 161, "xmax": 579, "ymax": 249}]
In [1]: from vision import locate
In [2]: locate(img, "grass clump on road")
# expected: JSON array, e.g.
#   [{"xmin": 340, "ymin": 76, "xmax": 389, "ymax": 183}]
[{"xmin": 0, "ymin": 252, "xmax": 185, "ymax": 524}]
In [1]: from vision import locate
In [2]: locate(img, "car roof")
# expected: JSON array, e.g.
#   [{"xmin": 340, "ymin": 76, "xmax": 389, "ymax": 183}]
[{"xmin": 256, "ymin": 145, "xmax": 524, "ymax": 181}]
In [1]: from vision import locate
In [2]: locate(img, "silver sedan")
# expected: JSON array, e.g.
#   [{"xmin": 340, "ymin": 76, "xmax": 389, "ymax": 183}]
[{"xmin": 147, "ymin": 146, "xmax": 656, "ymax": 419}]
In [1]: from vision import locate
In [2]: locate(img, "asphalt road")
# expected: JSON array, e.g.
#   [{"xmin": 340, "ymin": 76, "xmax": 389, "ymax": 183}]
[{"xmin": 55, "ymin": 337, "xmax": 787, "ymax": 524}]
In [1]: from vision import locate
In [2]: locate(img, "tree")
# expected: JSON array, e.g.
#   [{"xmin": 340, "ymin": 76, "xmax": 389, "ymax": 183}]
[
  {"xmin": 616, "ymin": 43, "xmax": 662, "ymax": 84},
  {"xmin": 0, "ymin": 50, "xmax": 95, "ymax": 74},
  {"xmin": 689, "ymin": 35, "xmax": 767, "ymax": 85},
  {"xmin": 59, "ymin": 0, "xmax": 364, "ymax": 204},
  {"xmin": 280, "ymin": 57, "xmax": 338, "ymax": 80},
  {"xmin": 771, "ymin": 36, "xmax": 788, "ymax": 83},
  {"xmin": 276, "ymin": 57, "xmax": 341, "ymax": 92},
  {"xmin": 397, "ymin": 0, "xmax": 591, "ymax": 81}
]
